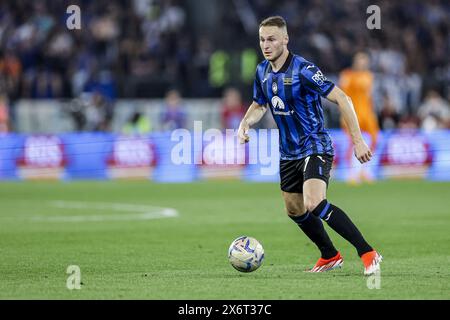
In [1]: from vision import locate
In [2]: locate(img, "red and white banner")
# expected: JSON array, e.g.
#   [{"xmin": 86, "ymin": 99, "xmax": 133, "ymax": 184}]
[
  {"xmin": 380, "ymin": 131, "xmax": 433, "ymax": 179},
  {"xmin": 16, "ymin": 135, "xmax": 66, "ymax": 180},
  {"xmin": 107, "ymin": 136, "xmax": 157, "ymax": 179}
]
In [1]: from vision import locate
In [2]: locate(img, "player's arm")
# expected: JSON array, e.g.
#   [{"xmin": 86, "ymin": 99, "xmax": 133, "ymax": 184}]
[
  {"xmin": 238, "ymin": 102, "xmax": 267, "ymax": 144},
  {"xmin": 326, "ymin": 86, "xmax": 372, "ymax": 163}
]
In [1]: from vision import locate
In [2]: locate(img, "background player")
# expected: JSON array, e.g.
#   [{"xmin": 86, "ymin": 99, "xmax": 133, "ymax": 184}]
[
  {"xmin": 339, "ymin": 52, "xmax": 380, "ymax": 183},
  {"xmin": 238, "ymin": 16, "xmax": 382, "ymax": 275}
]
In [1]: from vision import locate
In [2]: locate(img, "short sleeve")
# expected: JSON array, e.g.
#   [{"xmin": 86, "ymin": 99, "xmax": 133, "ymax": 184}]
[
  {"xmin": 253, "ymin": 70, "xmax": 268, "ymax": 106},
  {"xmin": 300, "ymin": 63, "xmax": 335, "ymax": 97}
]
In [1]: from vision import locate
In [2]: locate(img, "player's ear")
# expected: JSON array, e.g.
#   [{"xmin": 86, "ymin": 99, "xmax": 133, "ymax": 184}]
[{"xmin": 284, "ymin": 34, "xmax": 289, "ymax": 46}]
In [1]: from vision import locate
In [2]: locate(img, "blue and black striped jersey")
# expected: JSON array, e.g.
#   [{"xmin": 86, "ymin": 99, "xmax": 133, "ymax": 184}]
[{"xmin": 253, "ymin": 52, "xmax": 335, "ymax": 160}]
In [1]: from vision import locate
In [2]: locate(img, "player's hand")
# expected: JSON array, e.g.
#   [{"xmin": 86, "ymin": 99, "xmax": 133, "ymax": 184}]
[
  {"xmin": 354, "ymin": 141, "xmax": 372, "ymax": 164},
  {"xmin": 238, "ymin": 120, "xmax": 250, "ymax": 144}
]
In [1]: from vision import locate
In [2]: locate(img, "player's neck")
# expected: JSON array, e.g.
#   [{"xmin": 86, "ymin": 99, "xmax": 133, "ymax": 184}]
[{"xmin": 270, "ymin": 49, "xmax": 290, "ymax": 73}]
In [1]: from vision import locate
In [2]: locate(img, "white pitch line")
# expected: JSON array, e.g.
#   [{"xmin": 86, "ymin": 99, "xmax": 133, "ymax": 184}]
[{"xmin": 29, "ymin": 200, "xmax": 179, "ymax": 222}]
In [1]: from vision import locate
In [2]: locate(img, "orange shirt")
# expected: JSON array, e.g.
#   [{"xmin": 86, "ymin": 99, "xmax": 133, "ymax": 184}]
[
  {"xmin": 339, "ymin": 69, "xmax": 374, "ymax": 116},
  {"xmin": 339, "ymin": 69, "xmax": 379, "ymax": 148}
]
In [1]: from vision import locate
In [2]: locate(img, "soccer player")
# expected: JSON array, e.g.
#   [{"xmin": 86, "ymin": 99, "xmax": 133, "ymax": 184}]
[
  {"xmin": 237, "ymin": 16, "xmax": 382, "ymax": 275},
  {"xmin": 339, "ymin": 52, "xmax": 379, "ymax": 183}
]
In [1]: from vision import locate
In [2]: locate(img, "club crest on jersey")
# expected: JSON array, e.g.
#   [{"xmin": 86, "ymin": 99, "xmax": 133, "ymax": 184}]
[
  {"xmin": 271, "ymin": 96, "xmax": 285, "ymax": 110},
  {"xmin": 272, "ymin": 82, "xmax": 278, "ymax": 94}
]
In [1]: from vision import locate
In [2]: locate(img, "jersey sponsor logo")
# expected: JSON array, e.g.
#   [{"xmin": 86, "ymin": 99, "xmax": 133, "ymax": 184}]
[
  {"xmin": 273, "ymin": 110, "xmax": 294, "ymax": 116},
  {"xmin": 311, "ymin": 70, "xmax": 327, "ymax": 86},
  {"xmin": 271, "ymin": 96, "xmax": 285, "ymax": 110}
]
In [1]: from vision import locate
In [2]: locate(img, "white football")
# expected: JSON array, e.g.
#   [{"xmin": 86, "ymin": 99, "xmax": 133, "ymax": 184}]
[{"xmin": 228, "ymin": 236, "xmax": 264, "ymax": 272}]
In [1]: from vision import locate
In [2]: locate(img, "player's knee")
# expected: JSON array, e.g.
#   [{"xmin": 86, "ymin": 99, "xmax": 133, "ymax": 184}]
[
  {"xmin": 286, "ymin": 208, "xmax": 306, "ymax": 218},
  {"xmin": 285, "ymin": 203, "xmax": 305, "ymax": 217},
  {"xmin": 304, "ymin": 197, "xmax": 325, "ymax": 213},
  {"xmin": 286, "ymin": 210, "xmax": 308, "ymax": 222}
]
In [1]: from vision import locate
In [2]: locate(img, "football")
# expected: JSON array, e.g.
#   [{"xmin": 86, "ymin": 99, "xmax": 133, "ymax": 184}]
[{"xmin": 228, "ymin": 236, "xmax": 264, "ymax": 272}]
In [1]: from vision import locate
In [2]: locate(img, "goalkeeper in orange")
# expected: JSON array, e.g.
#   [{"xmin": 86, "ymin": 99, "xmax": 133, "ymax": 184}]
[{"xmin": 339, "ymin": 52, "xmax": 379, "ymax": 183}]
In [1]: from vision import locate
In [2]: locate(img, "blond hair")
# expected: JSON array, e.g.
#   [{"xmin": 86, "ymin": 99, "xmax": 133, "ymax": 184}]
[{"xmin": 259, "ymin": 16, "xmax": 287, "ymax": 29}]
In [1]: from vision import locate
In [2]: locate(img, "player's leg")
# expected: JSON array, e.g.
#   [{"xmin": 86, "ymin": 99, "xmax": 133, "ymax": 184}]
[
  {"xmin": 304, "ymin": 168, "xmax": 373, "ymax": 257},
  {"xmin": 366, "ymin": 112, "xmax": 379, "ymax": 151},
  {"xmin": 280, "ymin": 159, "xmax": 338, "ymax": 261},
  {"xmin": 301, "ymin": 178, "xmax": 343, "ymax": 272},
  {"xmin": 303, "ymin": 155, "xmax": 382, "ymax": 274},
  {"xmin": 282, "ymin": 191, "xmax": 338, "ymax": 260}
]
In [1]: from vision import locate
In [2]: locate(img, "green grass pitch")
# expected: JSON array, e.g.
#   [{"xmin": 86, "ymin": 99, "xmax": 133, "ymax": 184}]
[{"xmin": 0, "ymin": 180, "xmax": 449, "ymax": 299}]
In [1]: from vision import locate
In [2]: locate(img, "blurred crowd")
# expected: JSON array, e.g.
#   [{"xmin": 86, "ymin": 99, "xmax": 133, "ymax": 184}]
[
  {"xmin": 0, "ymin": 0, "xmax": 448, "ymax": 133},
  {"xmin": 229, "ymin": 0, "xmax": 450, "ymax": 131}
]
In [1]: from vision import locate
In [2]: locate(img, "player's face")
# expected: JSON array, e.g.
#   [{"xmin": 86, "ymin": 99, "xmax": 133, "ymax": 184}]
[
  {"xmin": 353, "ymin": 53, "xmax": 370, "ymax": 70},
  {"xmin": 259, "ymin": 26, "xmax": 288, "ymax": 62}
]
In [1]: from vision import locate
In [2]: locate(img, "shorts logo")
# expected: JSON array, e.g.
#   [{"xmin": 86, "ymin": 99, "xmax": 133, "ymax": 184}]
[
  {"xmin": 317, "ymin": 155, "xmax": 326, "ymax": 163},
  {"xmin": 272, "ymin": 82, "xmax": 278, "ymax": 94},
  {"xmin": 271, "ymin": 96, "xmax": 285, "ymax": 110}
]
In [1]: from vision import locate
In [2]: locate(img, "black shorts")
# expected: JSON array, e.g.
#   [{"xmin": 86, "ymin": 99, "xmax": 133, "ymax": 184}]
[{"xmin": 280, "ymin": 154, "xmax": 333, "ymax": 193}]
